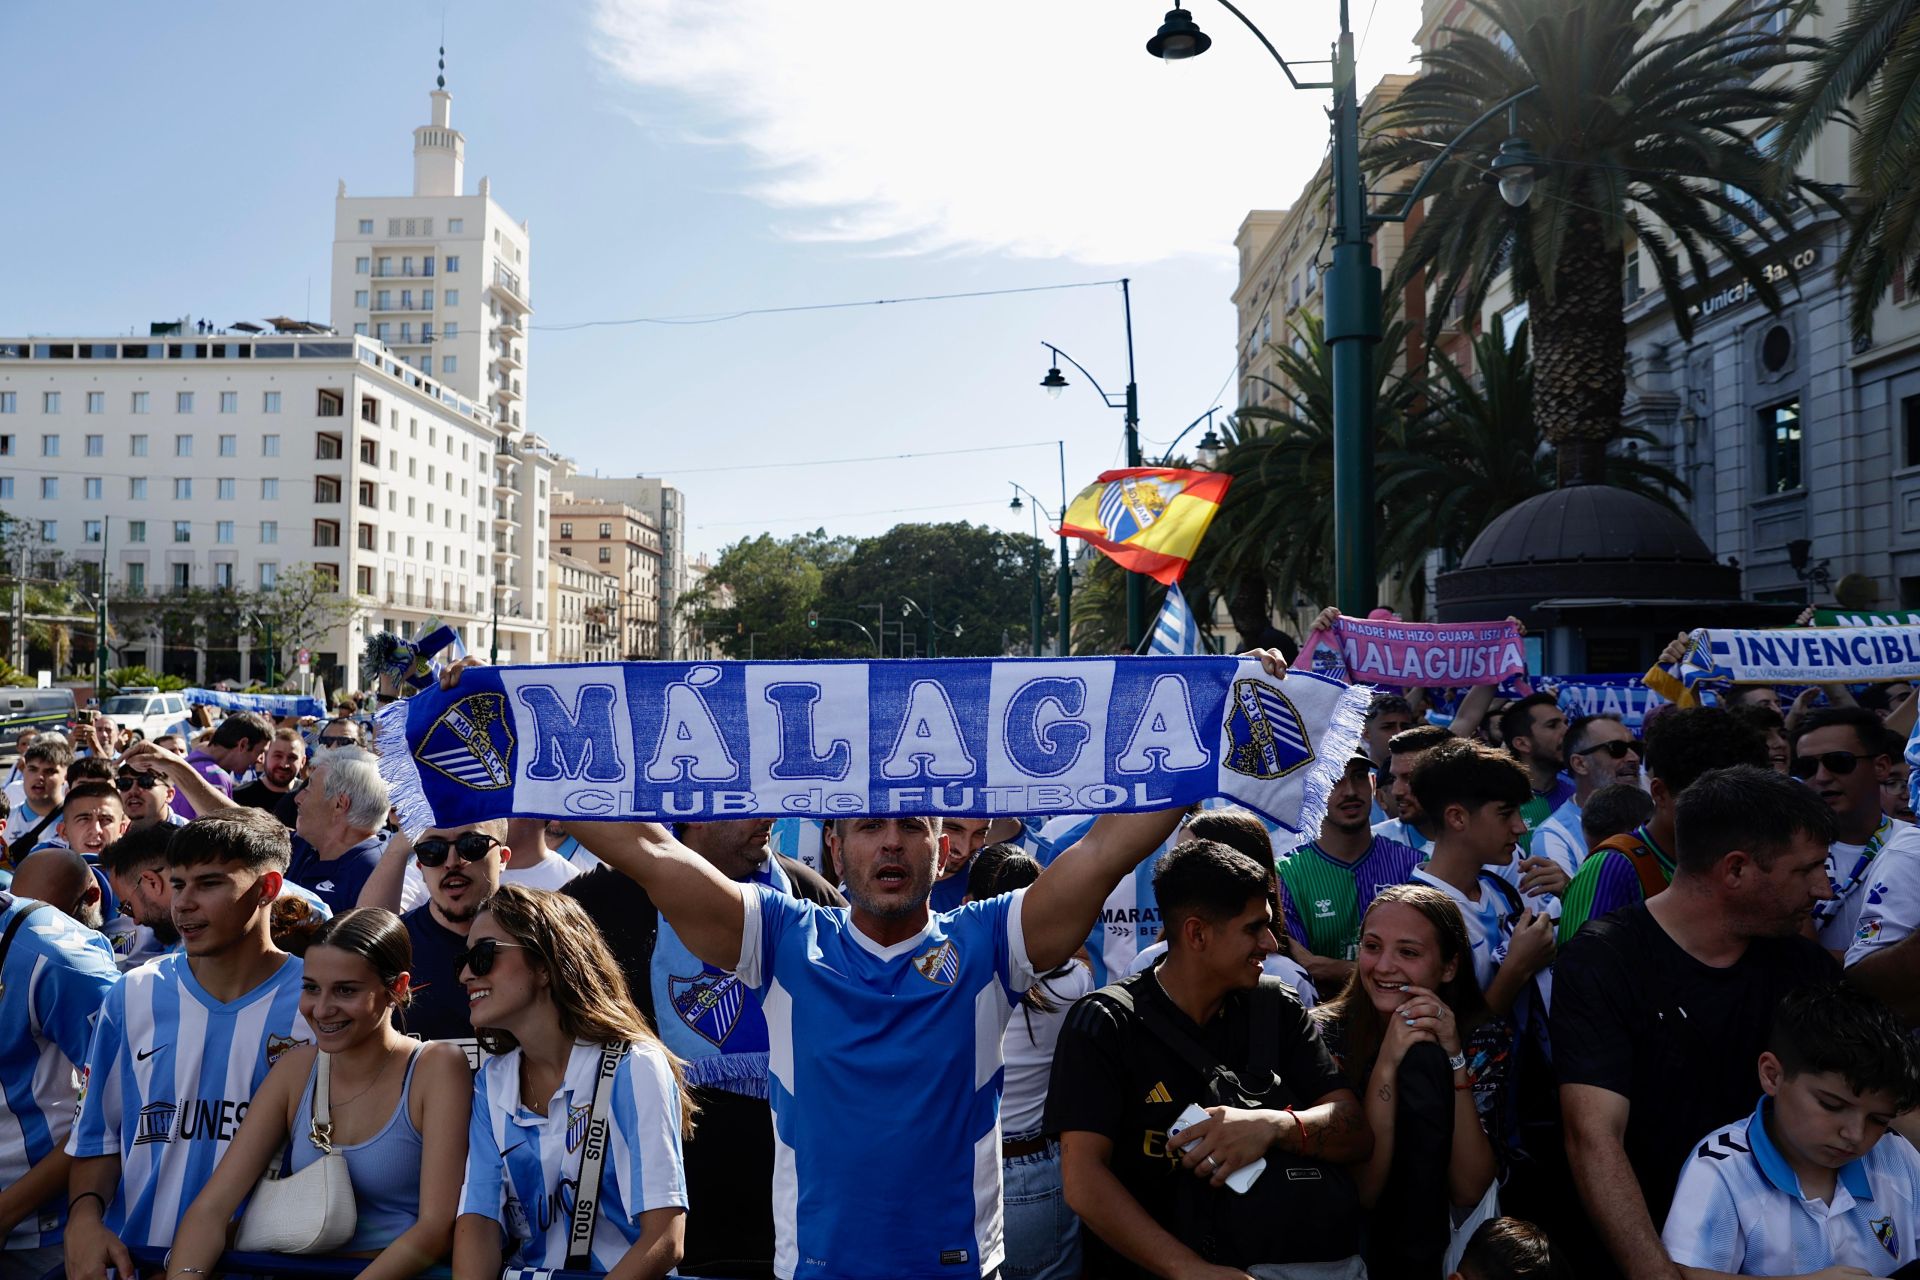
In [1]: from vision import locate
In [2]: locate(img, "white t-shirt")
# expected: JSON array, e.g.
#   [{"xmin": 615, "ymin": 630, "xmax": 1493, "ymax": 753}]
[
  {"xmin": 999, "ymin": 958, "xmax": 1095, "ymax": 1137},
  {"xmin": 1846, "ymin": 824, "xmax": 1920, "ymax": 965},
  {"xmin": 501, "ymin": 851, "xmax": 582, "ymax": 891},
  {"xmin": 1818, "ymin": 817, "xmax": 1913, "ymax": 952}
]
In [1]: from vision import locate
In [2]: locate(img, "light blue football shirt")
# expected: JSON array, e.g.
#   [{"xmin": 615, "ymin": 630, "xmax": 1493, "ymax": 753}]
[
  {"xmin": 65, "ymin": 950, "xmax": 309, "ymax": 1247},
  {"xmin": 458, "ymin": 1039, "xmax": 688, "ymax": 1271},
  {"xmin": 0, "ymin": 894, "xmax": 119, "ymax": 1249},
  {"xmin": 737, "ymin": 883, "xmax": 1037, "ymax": 1280}
]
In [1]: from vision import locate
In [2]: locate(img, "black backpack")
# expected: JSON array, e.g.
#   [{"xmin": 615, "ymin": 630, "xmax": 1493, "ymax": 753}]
[{"xmin": 1105, "ymin": 976, "xmax": 1364, "ymax": 1268}]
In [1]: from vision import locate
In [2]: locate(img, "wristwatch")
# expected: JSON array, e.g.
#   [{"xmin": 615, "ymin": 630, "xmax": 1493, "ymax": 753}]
[{"xmin": 1447, "ymin": 1051, "xmax": 1467, "ymax": 1072}]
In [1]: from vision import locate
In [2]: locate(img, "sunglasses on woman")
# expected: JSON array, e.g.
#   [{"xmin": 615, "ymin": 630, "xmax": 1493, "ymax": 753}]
[
  {"xmin": 1576, "ymin": 740, "xmax": 1643, "ymax": 760},
  {"xmin": 1789, "ymin": 750, "xmax": 1866, "ymax": 780},
  {"xmin": 453, "ymin": 937, "xmax": 526, "ymax": 977},
  {"xmin": 414, "ymin": 832, "xmax": 504, "ymax": 867}
]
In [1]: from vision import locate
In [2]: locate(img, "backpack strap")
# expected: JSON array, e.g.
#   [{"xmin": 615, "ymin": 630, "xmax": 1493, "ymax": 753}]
[{"xmin": 1596, "ymin": 833, "xmax": 1669, "ymax": 902}]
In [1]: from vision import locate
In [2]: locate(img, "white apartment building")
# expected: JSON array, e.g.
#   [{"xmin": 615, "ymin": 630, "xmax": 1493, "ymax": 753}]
[
  {"xmin": 0, "ymin": 333, "xmax": 528, "ymax": 689},
  {"xmin": 331, "ymin": 80, "xmax": 551, "ymax": 664},
  {"xmin": 555, "ymin": 468, "xmax": 688, "ymax": 657},
  {"xmin": 548, "ymin": 550, "xmax": 621, "ymax": 664}
]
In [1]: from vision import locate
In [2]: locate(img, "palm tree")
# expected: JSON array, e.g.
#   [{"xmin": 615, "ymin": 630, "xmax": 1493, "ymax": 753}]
[
  {"xmin": 1378, "ymin": 321, "xmax": 1689, "ymax": 581},
  {"xmin": 1778, "ymin": 0, "xmax": 1920, "ymax": 335},
  {"xmin": 1192, "ymin": 312, "xmax": 1423, "ymax": 636},
  {"xmin": 1371, "ymin": 0, "xmax": 1835, "ymax": 486}
]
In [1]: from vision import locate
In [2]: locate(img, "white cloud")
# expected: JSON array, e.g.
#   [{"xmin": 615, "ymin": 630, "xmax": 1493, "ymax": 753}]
[{"xmin": 591, "ymin": 0, "xmax": 1425, "ymax": 265}]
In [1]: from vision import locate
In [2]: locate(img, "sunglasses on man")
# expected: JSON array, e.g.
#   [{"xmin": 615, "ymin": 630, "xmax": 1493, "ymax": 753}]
[
  {"xmin": 114, "ymin": 771, "xmax": 164, "ymax": 791},
  {"xmin": 453, "ymin": 936, "xmax": 527, "ymax": 977},
  {"xmin": 317, "ymin": 735, "xmax": 355, "ymax": 748},
  {"xmin": 1575, "ymin": 740, "xmax": 1643, "ymax": 760},
  {"xmin": 1789, "ymin": 750, "xmax": 1872, "ymax": 780},
  {"xmin": 414, "ymin": 831, "xmax": 504, "ymax": 867}
]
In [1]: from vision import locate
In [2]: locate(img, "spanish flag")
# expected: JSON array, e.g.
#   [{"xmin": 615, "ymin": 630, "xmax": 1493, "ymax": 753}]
[{"xmin": 1059, "ymin": 467, "xmax": 1231, "ymax": 585}]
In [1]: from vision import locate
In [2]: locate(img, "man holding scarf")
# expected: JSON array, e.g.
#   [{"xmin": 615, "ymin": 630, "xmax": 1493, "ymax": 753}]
[{"xmin": 563, "ymin": 818, "xmax": 842, "ymax": 1280}]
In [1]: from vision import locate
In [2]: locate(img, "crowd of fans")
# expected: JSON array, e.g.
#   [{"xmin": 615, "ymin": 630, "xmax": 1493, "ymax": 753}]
[{"xmin": 1, "ymin": 630, "xmax": 1919, "ymax": 1280}]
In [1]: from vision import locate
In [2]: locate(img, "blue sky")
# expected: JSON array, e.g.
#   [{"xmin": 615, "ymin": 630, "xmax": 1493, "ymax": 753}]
[{"xmin": 0, "ymin": 1, "xmax": 1423, "ymax": 560}]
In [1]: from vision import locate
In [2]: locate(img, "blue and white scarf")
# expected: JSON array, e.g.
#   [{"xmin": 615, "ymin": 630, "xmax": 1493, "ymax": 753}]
[
  {"xmin": 374, "ymin": 657, "xmax": 1368, "ymax": 836},
  {"xmin": 362, "ymin": 623, "xmax": 467, "ymax": 696},
  {"xmin": 1680, "ymin": 626, "xmax": 1920, "ymax": 688},
  {"xmin": 651, "ymin": 856, "xmax": 789, "ymax": 1098},
  {"xmin": 183, "ymin": 688, "xmax": 327, "ymax": 719}
]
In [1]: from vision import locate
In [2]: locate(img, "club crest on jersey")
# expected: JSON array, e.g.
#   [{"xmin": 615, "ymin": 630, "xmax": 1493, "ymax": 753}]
[
  {"xmin": 567, "ymin": 1103, "xmax": 593, "ymax": 1153},
  {"xmin": 1873, "ymin": 1214, "xmax": 1897, "ymax": 1256},
  {"xmin": 671, "ymin": 971, "xmax": 747, "ymax": 1047},
  {"xmin": 913, "ymin": 940, "xmax": 961, "ymax": 986},
  {"xmin": 265, "ymin": 1033, "xmax": 309, "ymax": 1067},
  {"xmin": 419, "ymin": 692, "xmax": 516, "ymax": 791},
  {"xmin": 1222, "ymin": 679, "xmax": 1313, "ymax": 781}
]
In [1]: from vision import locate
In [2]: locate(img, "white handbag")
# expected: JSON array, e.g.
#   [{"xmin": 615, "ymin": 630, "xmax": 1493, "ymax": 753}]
[{"xmin": 234, "ymin": 1050, "xmax": 359, "ymax": 1254}]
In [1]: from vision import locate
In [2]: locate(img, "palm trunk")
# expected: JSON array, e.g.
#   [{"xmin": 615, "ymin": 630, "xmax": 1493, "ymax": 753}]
[{"xmin": 1529, "ymin": 193, "xmax": 1626, "ymax": 488}]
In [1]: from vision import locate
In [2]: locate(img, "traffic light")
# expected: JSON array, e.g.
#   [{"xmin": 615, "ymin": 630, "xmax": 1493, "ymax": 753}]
[{"xmin": 806, "ymin": 610, "xmax": 819, "ymax": 629}]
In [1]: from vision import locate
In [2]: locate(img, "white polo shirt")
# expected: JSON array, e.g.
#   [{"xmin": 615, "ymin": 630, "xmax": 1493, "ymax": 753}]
[{"xmin": 1664, "ymin": 1099, "xmax": 1920, "ymax": 1275}]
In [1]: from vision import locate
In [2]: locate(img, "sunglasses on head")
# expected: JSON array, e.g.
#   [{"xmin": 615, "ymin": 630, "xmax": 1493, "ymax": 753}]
[
  {"xmin": 115, "ymin": 771, "xmax": 163, "ymax": 791},
  {"xmin": 1576, "ymin": 740, "xmax": 1643, "ymax": 760},
  {"xmin": 1790, "ymin": 750, "xmax": 1865, "ymax": 780},
  {"xmin": 414, "ymin": 831, "xmax": 503, "ymax": 867},
  {"xmin": 453, "ymin": 936, "xmax": 526, "ymax": 977}
]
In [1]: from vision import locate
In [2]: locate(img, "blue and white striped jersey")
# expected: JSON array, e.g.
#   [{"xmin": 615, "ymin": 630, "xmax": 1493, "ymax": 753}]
[
  {"xmin": 458, "ymin": 1039, "xmax": 687, "ymax": 1271},
  {"xmin": 737, "ymin": 884, "xmax": 1036, "ymax": 1280},
  {"xmin": 65, "ymin": 950, "xmax": 309, "ymax": 1247},
  {"xmin": 1663, "ymin": 1100, "xmax": 1920, "ymax": 1276},
  {"xmin": 1532, "ymin": 795, "xmax": 1586, "ymax": 878},
  {"xmin": 1848, "ymin": 827, "xmax": 1920, "ymax": 965},
  {"xmin": 1035, "ymin": 815, "xmax": 1184, "ymax": 986},
  {"xmin": 0, "ymin": 894, "xmax": 119, "ymax": 1250}
]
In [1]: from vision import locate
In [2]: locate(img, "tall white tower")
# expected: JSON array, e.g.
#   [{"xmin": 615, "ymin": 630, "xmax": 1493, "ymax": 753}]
[{"xmin": 412, "ymin": 52, "xmax": 465, "ymax": 198}]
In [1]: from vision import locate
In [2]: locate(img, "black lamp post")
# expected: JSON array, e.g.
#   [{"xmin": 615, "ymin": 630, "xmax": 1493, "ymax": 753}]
[
  {"xmin": 1039, "ymin": 278, "xmax": 1143, "ymax": 648},
  {"xmin": 1147, "ymin": 1, "xmax": 1540, "ymax": 614}
]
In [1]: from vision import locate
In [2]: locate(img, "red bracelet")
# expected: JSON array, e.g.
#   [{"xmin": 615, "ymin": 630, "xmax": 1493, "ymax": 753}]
[{"xmin": 1284, "ymin": 1105, "xmax": 1307, "ymax": 1149}]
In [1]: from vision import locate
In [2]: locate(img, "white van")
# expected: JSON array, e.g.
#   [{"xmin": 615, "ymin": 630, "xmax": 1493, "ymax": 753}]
[{"xmin": 98, "ymin": 688, "xmax": 192, "ymax": 742}]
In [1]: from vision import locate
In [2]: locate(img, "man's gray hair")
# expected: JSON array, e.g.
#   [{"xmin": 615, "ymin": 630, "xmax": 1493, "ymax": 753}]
[{"xmin": 312, "ymin": 745, "xmax": 391, "ymax": 831}]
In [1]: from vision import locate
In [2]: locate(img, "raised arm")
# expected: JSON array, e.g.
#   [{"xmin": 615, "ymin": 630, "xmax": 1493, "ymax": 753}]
[
  {"xmin": 119, "ymin": 740, "xmax": 238, "ymax": 817},
  {"xmin": 1021, "ymin": 808, "xmax": 1185, "ymax": 971},
  {"xmin": 357, "ymin": 825, "xmax": 413, "ymax": 912},
  {"xmin": 564, "ymin": 821, "xmax": 747, "ymax": 971}
]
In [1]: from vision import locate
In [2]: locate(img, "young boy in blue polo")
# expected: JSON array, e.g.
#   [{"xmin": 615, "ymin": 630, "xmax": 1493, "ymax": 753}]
[{"xmin": 1662, "ymin": 982, "xmax": 1920, "ymax": 1277}]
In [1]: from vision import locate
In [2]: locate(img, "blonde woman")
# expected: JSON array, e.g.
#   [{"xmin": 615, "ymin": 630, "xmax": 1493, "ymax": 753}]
[{"xmin": 452, "ymin": 885, "xmax": 696, "ymax": 1279}]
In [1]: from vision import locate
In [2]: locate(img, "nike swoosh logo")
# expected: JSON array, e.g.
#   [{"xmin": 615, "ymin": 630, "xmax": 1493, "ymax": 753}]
[
  {"xmin": 136, "ymin": 1046, "xmax": 165, "ymax": 1062},
  {"xmin": 500, "ymin": 1142, "xmax": 525, "ymax": 1158}
]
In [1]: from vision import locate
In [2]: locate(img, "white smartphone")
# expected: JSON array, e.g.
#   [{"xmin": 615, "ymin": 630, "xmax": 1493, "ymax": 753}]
[{"xmin": 1167, "ymin": 1101, "xmax": 1265, "ymax": 1194}]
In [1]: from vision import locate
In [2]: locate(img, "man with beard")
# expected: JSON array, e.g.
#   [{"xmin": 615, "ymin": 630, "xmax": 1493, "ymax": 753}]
[
  {"xmin": 562, "ymin": 818, "xmax": 843, "ymax": 1280},
  {"xmin": 113, "ymin": 762, "xmax": 184, "ymax": 832},
  {"xmin": 96, "ymin": 824, "xmax": 178, "ymax": 969},
  {"xmin": 1275, "ymin": 753, "xmax": 1422, "ymax": 991},
  {"xmin": 393, "ymin": 820, "xmax": 509, "ymax": 1049},
  {"xmin": 1500, "ymin": 694, "xmax": 1575, "ymax": 854},
  {"xmin": 231, "ymin": 729, "xmax": 303, "ymax": 822},
  {"xmin": 10, "ymin": 847, "xmax": 107, "ymax": 930},
  {"xmin": 1534, "ymin": 715, "xmax": 1643, "ymax": 879},
  {"xmin": 929, "ymin": 815, "xmax": 993, "ymax": 913},
  {"xmin": 1787, "ymin": 706, "xmax": 1911, "ymax": 955}
]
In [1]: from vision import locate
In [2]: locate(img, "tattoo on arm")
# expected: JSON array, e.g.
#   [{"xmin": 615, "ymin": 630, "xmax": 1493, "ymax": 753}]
[
  {"xmin": 1376, "ymin": 1084, "xmax": 1392, "ymax": 1103},
  {"xmin": 1304, "ymin": 1098, "xmax": 1366, "ymax": 1157}
]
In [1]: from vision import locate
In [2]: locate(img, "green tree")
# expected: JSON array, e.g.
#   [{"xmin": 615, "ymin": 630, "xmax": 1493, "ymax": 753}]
[
  {"xmin": 1192, "ymin": 312, "xmax": 1420, "ymax": 639},
  {"xmin": 246, "ymin": 566, "xmax": 360, "ymax": 680},
  {"xmin": 1377, "ymin": 322, "xmax": 1689, "ymax": 598},
  {"xmin": 1371, "ymin": 0, "xmax": 1834, "ymax": 485},
  {"xmin": 823, "ymin": 523, "xmax": 1052, "ymax": 658},
  {"xmin": 1779, "ymin": 0, "xmax": 1920, "ymax": 334},
  {"xmin": 679, "ymin": 531, "xmax": 849, "ymax": 659}
]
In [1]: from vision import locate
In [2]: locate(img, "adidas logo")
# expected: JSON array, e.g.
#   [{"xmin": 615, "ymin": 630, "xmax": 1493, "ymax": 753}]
[{"xmin": 1144, "ymin": 1081, "xmax": 1173, "ymax": 1104}]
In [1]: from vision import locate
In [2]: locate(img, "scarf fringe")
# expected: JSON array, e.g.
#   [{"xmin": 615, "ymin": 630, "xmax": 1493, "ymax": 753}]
[
  {"xmin": 1292, "ymin": 679, "xmax": 1372, "ymax": 840},
  {"xmin": 684, "ymin": 1052, "xmax": 771, "ymax": 1099},
  {"xmin": 373, "ymin": 699, "xmax": 439, "ymax": 838}
]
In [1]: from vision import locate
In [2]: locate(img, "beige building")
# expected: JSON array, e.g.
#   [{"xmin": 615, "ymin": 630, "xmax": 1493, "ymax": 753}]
[
  {"xmin": 551, "ymin": 496, "xmax": 663, "ymax": 659},
  {"xmin": 552, "ymin": 465, "xmax": 690, "ymax": 657},
  {"xmin": 548, "ymin": 550, "xmax": 621, "ymax": 664}
]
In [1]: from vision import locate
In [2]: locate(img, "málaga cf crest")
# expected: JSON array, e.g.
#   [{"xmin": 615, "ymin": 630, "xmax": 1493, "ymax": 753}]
[
  {"xmin": 420, "ymin": 693, "xmax": 515, "ymax": 791},
  {"xmin": 1099, "ymin": 476, "xmax": 1174, "ymax": 543},
  {"xmin": 1222, "ymin": 679, "xmax": 1313, "ymax": 781},
  {"xmin": 670, "ymin": 971, "xmax": 748, "ymax": 1048}
]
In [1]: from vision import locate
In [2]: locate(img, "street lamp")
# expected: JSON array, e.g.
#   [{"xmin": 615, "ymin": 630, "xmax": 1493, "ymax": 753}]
[
  {"xmin": 1148, "ymin": 2, "xmax": 1541, "ymax": 613},
  {"xmin": 900, "ymin": 596, "xmax": 963, "ymax": 659},
  {"xmin": 1008, "ymin": 440, "xmax": 1073, "ymax": 655},
  {"xmin": 1009, "ymin": 485, "xmax": 1060, "ymax": 657},
  {"xmin": 1157, "ymin": 406, "xmax": 1225, "ymax": 468},
  {"xmin": 1039, "ymin": 276, "xmax": 1144, "ymax": 648}
]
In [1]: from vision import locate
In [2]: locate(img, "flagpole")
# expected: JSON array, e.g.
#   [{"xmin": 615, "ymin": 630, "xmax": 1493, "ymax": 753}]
[
  {"xmin": 1057, "ymin": 440, "xmax": 1071, "ymax": 657},
  {"xmin": 1120, "ymin": 279, "xmax": 1144, "ymax": 652}
]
